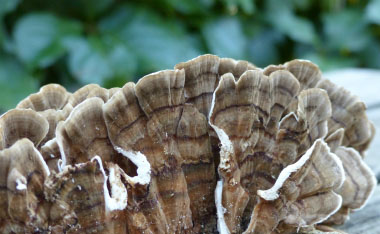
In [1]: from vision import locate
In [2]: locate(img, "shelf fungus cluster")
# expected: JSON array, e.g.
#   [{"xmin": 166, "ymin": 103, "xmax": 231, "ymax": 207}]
[{"xmin": 0, "ymin": 55, "xmax": 377, "ymax": 234}]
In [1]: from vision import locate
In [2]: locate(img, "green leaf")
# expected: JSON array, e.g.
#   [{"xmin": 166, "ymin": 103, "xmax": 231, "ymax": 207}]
[
  {"xmin": 164, "ymin": 0, "xmax": 215, "ymax": 14},
  {"xmin": 264, "ymin": 0, "xmax": 316, "ymax": 44},
  {"xmin": 360, "ymin": 40, "xmax": 380, "ymax": 69},
  {"xmin": 76, "ymin": 0, "xmax": 114, "ymax": 19},
  {"xmin": 322, "ymin": 10, "xmax": 371, "ymax": 52},
  {"xmin": 366, "ymin": 0, "xmax": 380, "ymax": 25},
  {"xmin": 247, "ymin": 30, "xmax": 284, "ymax": 67},
  {"xmin": 0, "ymin": 54, "xmax": 39, "ymax": 112},
  {"xmin": 202, "ymin": 17, "xmax": 247, "ymax": 59},
  {"xmin": 267, "ymin": 10, "xmax": 316, "ymax": 44},
  {"xmin": 102, "ymin": 6, "xmax": 200, "ymax": 72},
  {"xmin": 291, "ymin": 0, "xmax": 313, "ymax": 10},
  {"xmin": 64, "ymin": 36, "xmax": 136, "ymax": 85},
  {"xmin": 83, "ymin": 0, "xmax": 113, "ymax": 18},
  {"xmin": 220, "ymin": 0, "xmax": 255, "ymax": 14},
  {"xmin": 98, "ymin": 6, "xmax": 135, "ymax": 33},
  {"xmin": 0, "ymin": 0, "xmax": 21, "ymax": 16},
  {"xmin": 13, "ymin": 13, "xmax": 81, "ymax": 69},
  {"xmin": 238, "ymin": 0, "xmax": 255, "ymax": 15}
]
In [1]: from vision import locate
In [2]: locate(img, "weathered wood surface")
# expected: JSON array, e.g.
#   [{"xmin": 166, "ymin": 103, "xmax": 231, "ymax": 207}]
[{"xmin": 325, "ymin": 69, "xmax": 380, "ymax": 234}]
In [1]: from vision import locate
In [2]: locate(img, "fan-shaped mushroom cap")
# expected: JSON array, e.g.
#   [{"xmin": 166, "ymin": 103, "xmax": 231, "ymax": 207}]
[
  {"xmin": 16, "ymin": 85, "xmax": 74, "ymax": 146},
  {"xmin": 326, "ymin": 146, "xmax": 377, "ymax": 225},
  {"xmin": 40, "ymin": 138, "xmax": 61, "ymax": 173},
  {"xmin": 44, "ymin": 157, "xmax": 127, "ymax": 233},
  {"xmin": 16, "ymin": 84, "xmax": 70, "ymax": 111},
  {"xmin": 175, "ymin": 54, "xmax": 220, "ymax": 117},
  {"xmin": 174, "ymin": 54, "xmax": 258, "ymax": 119},
  {"xmin": 108, "ymin": 87, "xmax": 121, "ymax": 97},
  {"xmin": 316, "ymin": 79, "xmax": 374, "ymax": 153},
  {"xmin": 57, "ymin": 97, "xmax": 120, "ymax": 168},
  {"xmin": 104, "ymin": 69, "xmax": 217, "ymax": 233},
  {"xmin": 218, "ymin": 57, "xmax": 256, "ymax": 79},
  {"xmin": 68, "ymin": 84, "xmax": 109, "ymax": 108},
  {"xmin": 0, "ymin": 139, "xmax": 50, "ymax": 232},
  {"xmin": 0, "ymin": 109, "xmax": 48, "ymax": 150},
  {"xmin": 0, "ymin": 54, "xmax": 376, "ymax": 233},
  {"xmin": 283, "ymin": 59, "xmax": 322, "ymax": 90},
  {"xmin": 249, "ymin": 139, "xmax": 344, "ymax": 233},
  {"xmin": 39, "ymin": 106, "xmax": 73, "ymax": 146},
  {"xmin": 208, "ymin": 67, "xmax": 339, "ymax": 233}
]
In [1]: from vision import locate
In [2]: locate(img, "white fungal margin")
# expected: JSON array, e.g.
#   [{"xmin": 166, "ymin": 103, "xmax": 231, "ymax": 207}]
[
  {"xmin": 16, "ymin": 178, "xmax": 27, "ymax": 190},
  {"xmin": 33, "ymin": 145, "xmax": 50, "ymax": 176},
  {"xmin": 56, "ymin": 126, "xmax": 67, "ymax": 172},
  {"xmin": 114, "ymin": 147, "xmax": 151, "ymax": 185},
  {"xmin": 340, "ymin": 146, "xmax": 377, "ymax": 211},
  {"xmin": 42, "ymin": 138, "xmax": 56, "ymax": 148},
  {"xmin": 56, "ymin": 98, "xmax": 102, "ymax": 172},
  {"xmin": 315, "ymin": 192, "xmax": 343, "ymax": 225},
  {"xmin": 278, "ymin": 111, "xmax": 299, "ymax": 128},
  {"xmin": 215, "ymin": 180, "xmax": 230, "ymax": 234},
  {"xmin": 258, "ymin": 139, "xmax": 345, "ymax": 201},
  {"xmin": 258, "ymin": 139, "xmax": 321, "ymax": 201},
  {"xmin": 208, "ymin": 77, "xmax": 234, "ymax": 170},
  {"xmin": 327, "ymin": 146, "xmax": 346, "ymax": 189},
  {"xmin": 209, "ymin": 80, "xmax": 232, "ymax": 234},
  {"xmin": 91, "ymin": 156, "xmax": 128, "ymax": 212}
]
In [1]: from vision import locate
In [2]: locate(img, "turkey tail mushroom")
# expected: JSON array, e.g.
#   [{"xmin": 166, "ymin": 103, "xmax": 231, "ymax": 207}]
[
  {"xmin": 0, "ymin": 54, "xmax": 377, "ymax": 234},
  {"xmin": 0, "ymin": 139, "xmax": 50, "ymax": 233},
  {"xmin": 0, "ymin": 109, "xmax": 49, "ymax": 150},
  {"xmin": 103, "ymin": 69, "xmax": 217, "ymax": 233},
  {"xmin": 16, "ymin": 84, "xmax": 70, "ymax": 111}
]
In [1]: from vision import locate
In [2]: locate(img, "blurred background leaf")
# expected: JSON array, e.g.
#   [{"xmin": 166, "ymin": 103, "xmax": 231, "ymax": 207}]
[
  {"xmin": 13, "ymin": 13, "xmax": 81, "ymax": 68},
  {"xmin": 0, "ymin": 0, "xmax": 21, "ymax": 16},
  {"xmin": 0, "ymin": 0, "xmax": 380, "ymax": 112},
  {"xmin": 366, "ymin": 0, "xmax": 380, "ymax": 24},
  {"xmin": 202, "ymin": 17, "xmax": 247, "ymax": 58},
  {"xmin": 0, "ymin": 53, "xmax": 39, "ymax": 110}
]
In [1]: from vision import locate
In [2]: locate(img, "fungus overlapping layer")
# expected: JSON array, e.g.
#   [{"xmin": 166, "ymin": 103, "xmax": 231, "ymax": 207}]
[{"xmin": 0, "ymin": 55, "xmax": 376, "ymax": 233}]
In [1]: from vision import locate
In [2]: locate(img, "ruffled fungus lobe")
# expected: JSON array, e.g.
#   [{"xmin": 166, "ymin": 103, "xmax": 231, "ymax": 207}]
[{"xmin": 0, "ymin": 55, "xmax": 376, "ymax": 234}]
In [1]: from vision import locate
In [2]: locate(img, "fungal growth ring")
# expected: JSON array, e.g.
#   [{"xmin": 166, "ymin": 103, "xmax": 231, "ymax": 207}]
[{"xmin": 0, "ymin": 55, "xmax": 376, "ymax": 233}]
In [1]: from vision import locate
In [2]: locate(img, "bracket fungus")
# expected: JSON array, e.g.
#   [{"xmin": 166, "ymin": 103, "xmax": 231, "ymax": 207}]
[{"xmin": 0, "ymin": 55, "xmax": 376, "ymax": 233}]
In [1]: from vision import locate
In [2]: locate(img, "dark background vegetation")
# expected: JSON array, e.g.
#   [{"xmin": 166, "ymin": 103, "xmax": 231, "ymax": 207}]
[{"xmin": 1, "ymin": 0, "xmax": 380, "ymax": 112}]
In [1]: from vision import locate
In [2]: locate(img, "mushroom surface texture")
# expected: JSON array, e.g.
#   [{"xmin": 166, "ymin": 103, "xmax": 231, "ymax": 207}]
[{"xmin": 0, "ymin": 54, "xmax": 376, "ymax": 234}]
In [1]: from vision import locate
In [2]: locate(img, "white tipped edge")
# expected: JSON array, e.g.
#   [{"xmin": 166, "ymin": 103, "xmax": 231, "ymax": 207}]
[
  {"xmin": 278, "ymin": 111, "xmax": 299, "ymax": 128},
  {"xmin": 209, "ymin": 78, "xmax": 231, "ymax": 234},
  {"xmin": 33, "ymin": 146, "xmax": 50, "ymax": 176},
  {"xmin": 91, "ymin": 156, "xmax": 128, "ymax": 212},
  {"xmin": 114, "ymin": 147, "xmax": 151, "ymax": 185},
  {"xmin": 284, "ymin": 59, "xmax": 315, "ymax": 67},
  {"xmin": 42, "ymin": 138, "xmax": 56, "ymax": 149},
  {"xmin": 215, "ymin": 180, "xmax": 230, "ymax": 234},
  {"xmin": 258, "ymin": 139, "xmax": 322, "ymax": 201},
  {"xmin": 56, "ymin": 98, "xmax": 103, "ymax": 172},
  {"xmin": 340, "ymin": 146, "xmax": 377, "ymax": 211},
  {"xmin": 258, "ymin": 139, "xmax": 346, "ymax": 201},
  {"xmin": 136, "ymin": 69, "xmax": 176, "ymax": 86},
  {"xmin": 315, "ymin": 192, "xmax": 343, "ymax": 225},
  {"xmin": 208, "ymin": 80, "xmax": 234, "ymax": 171},
  {"xmin": 211, "ymin": 125, "xmax": 234, "ymax": 171},
  {"xmin": 288, "ymin": 192, "xmax": 343, "ymax": 227},
  {"xmin": 16, "ymin": 178, "xmax": 27, "ymax": 191},
  {"xmin": 324, "ymin": 143, "xmax": 345, "ymax": 189},
  {"xmin": 56, "ymin": 124, "xmax": 66, "ymax": 172}
]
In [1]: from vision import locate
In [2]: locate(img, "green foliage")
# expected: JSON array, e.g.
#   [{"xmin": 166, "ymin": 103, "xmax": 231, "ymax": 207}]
[
  {"xmin": 1, "ymin": 0, "xmax": 380, "ymax": 112},
  {"xmin": 0, "ymin": 53, "xmax": 39, "ymax": 110}
]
